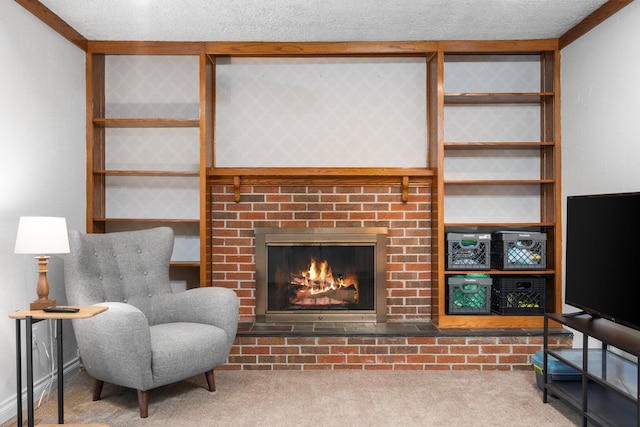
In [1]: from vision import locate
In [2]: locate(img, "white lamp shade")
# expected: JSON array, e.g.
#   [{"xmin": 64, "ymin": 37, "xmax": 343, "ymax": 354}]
[{"xmin": 14, "ymin": 216, "xmax": 70, "ymax": 254}]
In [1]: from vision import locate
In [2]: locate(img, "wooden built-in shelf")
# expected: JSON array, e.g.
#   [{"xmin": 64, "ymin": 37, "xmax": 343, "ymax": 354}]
[
  {"xmin": 204, "ymin": 41, "xmax": 438, "ymax": 56},
  {"xmin": 207, "ymin": 167, "xmax": 434, "ymax": 178},
  {"xmin": 444, "ymin": 92, "xmax": 554, "ymax": 104},
  {"xmin": 94, "ymin": 170, "xmax": 199, "ymax": 177},
  {"xmin": 436, "ymin": 50, "xmax": 560, "ymax": 329},
  {"xmin": 444, "ymin": 142, "xmax": 555, "ymax": 149},
  {"xmin": 92, "ymin": 118, "xmax": 199, "ymax": 128},
  {"xmin": 92, "ymin": 218, "xmax": 200, "ymax": 224},
  {"xmin": 208, "ymin": 167, "xmax": 434, "ymax": 203},
  {"xmin": 81, "ymin": 42, "xmax": 564, "ymax": 330},
  {"xmin": 170, "ymin": 262, "xmax": 200, "ymax": 268},
  {"xmin": 437, "ymin": 314, "xmax": 546, "ymax": 329},
  {"xmin": 445, "ymin": 269, "xmax": 555, "ymax": 275},
  {"xmin": 445, "ymin": 222, "xmax": 556, "ymax": 228},
  {"xmin": 444, "ymin": 179, "xmax": 555, "ymax": 185},
  {"xmin": 208, "ymin": 176, "xmax": 434, "ymax": 186}
]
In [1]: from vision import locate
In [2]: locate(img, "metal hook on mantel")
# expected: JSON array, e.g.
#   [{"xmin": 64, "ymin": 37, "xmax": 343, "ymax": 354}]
[
  {"xmin": 233, "ymin": 176, "xmax": 241, "ymax": 203},
  {"xmin": 401, "ymin": 176, "xmax": 409, "ymax": 203}
]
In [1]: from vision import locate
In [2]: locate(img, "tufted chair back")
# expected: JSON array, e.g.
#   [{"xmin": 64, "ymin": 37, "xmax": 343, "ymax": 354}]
[{"xmin": 65, "ymin": 227, "xmax": 174, "ymax": 325}]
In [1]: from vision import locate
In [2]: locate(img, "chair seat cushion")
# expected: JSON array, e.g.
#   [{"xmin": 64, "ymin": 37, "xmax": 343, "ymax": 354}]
[{"xmin": 149, "ymin": 322, "xmax": 229, "ymax": 388}]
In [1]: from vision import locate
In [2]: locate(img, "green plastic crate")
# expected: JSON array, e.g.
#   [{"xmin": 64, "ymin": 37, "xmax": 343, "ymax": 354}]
[{"xmin": 447, "ymin": 276, "xmax": 492, "ymax": 315}]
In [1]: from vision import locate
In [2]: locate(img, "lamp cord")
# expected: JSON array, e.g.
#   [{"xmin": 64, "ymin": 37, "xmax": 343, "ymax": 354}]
[{"xmin": 34, "ymin": 320, "xmax": 56, "ymax": 408}]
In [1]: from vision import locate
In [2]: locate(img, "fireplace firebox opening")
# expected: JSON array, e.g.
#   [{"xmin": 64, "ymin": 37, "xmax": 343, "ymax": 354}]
[{"xmin": 255, "ymin": 228, "xmax": 387, "ymax": 323}]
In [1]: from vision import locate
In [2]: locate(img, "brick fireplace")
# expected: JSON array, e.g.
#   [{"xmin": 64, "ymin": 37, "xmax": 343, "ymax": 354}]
[{"xmin": 208, "ymin": 182, "xmax": 432, "ymax": 323}]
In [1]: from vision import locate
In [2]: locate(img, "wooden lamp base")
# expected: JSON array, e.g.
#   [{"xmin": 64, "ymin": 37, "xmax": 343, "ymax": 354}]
[
  {"xmin": 30, "ymin": 255, "xmax": 57, "ymax": 311},
  {"xmin": 30, "ymin": 298, "xmax": 57, "ymax": 311}
]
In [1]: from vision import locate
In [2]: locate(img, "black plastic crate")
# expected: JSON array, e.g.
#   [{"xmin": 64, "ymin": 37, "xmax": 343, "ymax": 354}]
[
  {"xmin": 446, "ymin": 233, "xmax": 491, "ymax": 270},
  {"xmin": 446, "ymin": 276, "xmax": 492, "ymax": 315},
  {"xmin": 491, "ymin": 277, "xmax": 545, "ymax": 315},
  {"xmin": 491, "ymin": 231, "xmax": 546, "ymax": 270}
]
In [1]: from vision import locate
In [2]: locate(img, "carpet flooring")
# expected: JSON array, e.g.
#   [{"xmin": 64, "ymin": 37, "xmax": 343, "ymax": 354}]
[{"xmin": 3, "ymin": 369, "xmax": 581, "ymax": 426}]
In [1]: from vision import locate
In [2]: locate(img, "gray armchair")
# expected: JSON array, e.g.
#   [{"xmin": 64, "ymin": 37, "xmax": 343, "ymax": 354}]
[{"xmin": 63, "ymin": 227, "xmax": 239, "ymax": 418}]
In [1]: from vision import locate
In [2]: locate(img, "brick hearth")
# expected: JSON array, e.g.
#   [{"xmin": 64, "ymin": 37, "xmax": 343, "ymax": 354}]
[{"xmin": 221, "ymin": 323, "xmax": 572, "ymax": 371}]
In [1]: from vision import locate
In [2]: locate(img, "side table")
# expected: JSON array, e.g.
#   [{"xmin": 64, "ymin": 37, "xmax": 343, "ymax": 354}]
[{"xmin": 9, "ymin": 306, "xmax": 108, "ymax": 427}]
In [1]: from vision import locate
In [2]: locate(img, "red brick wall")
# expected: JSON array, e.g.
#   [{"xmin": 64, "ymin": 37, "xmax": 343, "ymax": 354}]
[
  {"xmin": 209, "ymin": 183, "xmax": 432, "ymax": 323},
  {"xmin": 221, "ymin": 335, "xmax": 572, "ymax": 371}
]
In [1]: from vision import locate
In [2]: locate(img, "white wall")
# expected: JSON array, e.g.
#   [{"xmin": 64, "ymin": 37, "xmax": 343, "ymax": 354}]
[
  {"xmin": 0, "ymin": 1, "xmax": 85, "ymax": 423},
  {"xmin": 561, "ymin": 1, "xmax": 640, "ymax": 344},
  {"xmin": 562, "ymin": 1, "xmax": 640, "ymax": 197}
]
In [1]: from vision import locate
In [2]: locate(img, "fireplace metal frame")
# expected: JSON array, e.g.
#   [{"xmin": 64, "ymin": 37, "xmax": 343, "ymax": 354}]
[{"xmin": 255, "ymin": 227, "xmax": 388, "ymax": 323}]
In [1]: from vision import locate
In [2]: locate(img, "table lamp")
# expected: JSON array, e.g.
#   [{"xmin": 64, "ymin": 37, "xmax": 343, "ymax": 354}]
[{"xmin": 14, "ymin": 216, "xmax": 70, "ymax": 310}]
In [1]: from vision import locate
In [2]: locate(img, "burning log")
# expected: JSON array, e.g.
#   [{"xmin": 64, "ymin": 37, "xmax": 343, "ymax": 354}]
[
  {"xmin": 290, "ymin": 273, "xmax": 334, "ymax": 289},
  {"xmin": 288, "ymin": 258, "xmax": 359, "ymax": 306},
  {"xmin": 291, "ymin": 287, "xmax": 358, "ymax": 305}
]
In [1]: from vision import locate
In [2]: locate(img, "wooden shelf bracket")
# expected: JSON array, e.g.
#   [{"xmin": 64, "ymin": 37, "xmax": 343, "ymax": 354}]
[
  {"xmin": 402, "ymin": 176, "xmax": 409, "ymax": 203},
  {"xmin": 233, "ymin": 176, "xmax": 241, "ymax": 203}
]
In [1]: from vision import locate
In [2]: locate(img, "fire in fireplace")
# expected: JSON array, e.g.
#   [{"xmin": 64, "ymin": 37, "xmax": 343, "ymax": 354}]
[
  {"xmin": 255, "ymin": 228, "xmax": 387, "ymax": 322},
  {"xmin": 289, "ymin": 256, "xmax": 360, "ymax": 307}
]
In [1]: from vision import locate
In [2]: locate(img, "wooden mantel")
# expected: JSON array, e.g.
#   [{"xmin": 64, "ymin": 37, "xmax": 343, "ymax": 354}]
[{"xmin": 206, "ymin": 167, "xmax": 435, "ymax": 203}]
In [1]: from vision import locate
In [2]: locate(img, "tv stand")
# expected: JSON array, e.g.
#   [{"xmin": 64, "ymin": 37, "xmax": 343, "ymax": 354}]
[{"xmin": 544, "ymin": 313, "xmax": 640, "ymax": 426}]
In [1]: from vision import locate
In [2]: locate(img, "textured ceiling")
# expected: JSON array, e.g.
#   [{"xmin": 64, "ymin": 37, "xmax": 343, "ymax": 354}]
[{"xmin": 38, "ymin": 0, "xmax": 609, "ymax": 42}]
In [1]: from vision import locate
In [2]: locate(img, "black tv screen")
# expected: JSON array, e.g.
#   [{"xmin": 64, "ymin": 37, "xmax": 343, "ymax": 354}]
[{"xmin": 565, "ymin": 192, "xmax": 640, "ymax": 330}]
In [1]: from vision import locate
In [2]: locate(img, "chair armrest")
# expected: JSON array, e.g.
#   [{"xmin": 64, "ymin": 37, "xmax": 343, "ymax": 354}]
[
  {"xmin": 153, "ymin": 287, "xmax": 240, "ymax": 344},
  {"xmin": 72, "ymin": 302, "xmax": 155, "ymax": 391}
]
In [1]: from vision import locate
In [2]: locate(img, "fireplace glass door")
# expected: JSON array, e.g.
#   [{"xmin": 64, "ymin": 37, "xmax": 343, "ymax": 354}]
[
  {"xmin": 255, "ymin": 227, "xmax": 387, "ymax": 322},
  {"xmin": 267, "ymin": 245, "xmax": 375, "ymax": 313}
]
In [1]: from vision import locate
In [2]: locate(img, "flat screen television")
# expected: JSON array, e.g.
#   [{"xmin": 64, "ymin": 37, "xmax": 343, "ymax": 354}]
[{"xmin": 565, "ymin": 191, "xmax": 640, "ymax": 330}]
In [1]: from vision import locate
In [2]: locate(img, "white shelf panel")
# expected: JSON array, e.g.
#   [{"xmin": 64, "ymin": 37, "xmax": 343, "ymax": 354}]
[
  {"xmin": 444, "ymin": 184, "xmax": 541, "ymax": 223},
  {"xmin": 105, "ymin": 127, "xmax": 200, "ymax": 171},
  {"xmin": 444, "ymin": 105, "xmax": 541, "ymax": 143},
  {"xmin": 444, "ymin": 54, "xmax": 541, "ymax": 93},
  {"xmin": 444, "ymin": 147, "xmax": 541, "ymax": 180},
  {"xmin": 105, "ymin": 55, "xmax": 199, "ymax": 118},
  {"xmin": 105, "ymin": 176, "xmax": 199, "ymax": 219},
  {"xmin": 172, "ymin": 234, "xmax": 200, "ymax": 263}
]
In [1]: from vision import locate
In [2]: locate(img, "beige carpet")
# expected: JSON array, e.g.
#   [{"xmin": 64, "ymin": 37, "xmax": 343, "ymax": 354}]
[{"xmin": 4, "ymin": 369, "xmax": 580, "ymax": 427}]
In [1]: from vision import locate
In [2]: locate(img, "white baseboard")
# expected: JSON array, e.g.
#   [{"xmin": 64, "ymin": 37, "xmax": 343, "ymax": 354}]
[{"xmin": 0, "ymin": 356, "xmax": 80, "ymax": 425}]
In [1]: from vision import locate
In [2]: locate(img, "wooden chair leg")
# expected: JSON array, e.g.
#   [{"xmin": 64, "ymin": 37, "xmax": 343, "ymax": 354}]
[
  {"xmin": 137, "ymin": 390, "xmax": 149, "ymax": 418},
  {"xmin": 92, "ymin": 380, "xmax": 104, "ymax": 401},
  {"xmin": 205, "ymin": 369, "xmax": 216, "ymax": 392}
]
